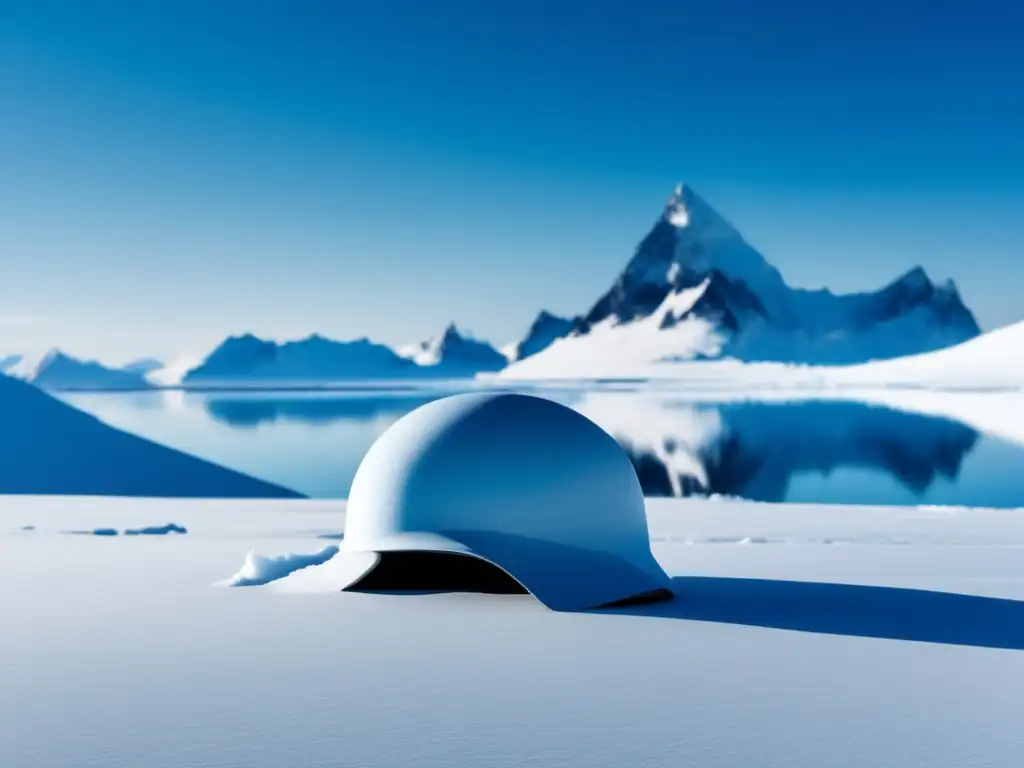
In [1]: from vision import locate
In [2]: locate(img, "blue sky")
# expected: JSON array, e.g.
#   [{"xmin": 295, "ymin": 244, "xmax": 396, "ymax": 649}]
[{"xmin": 2, "ymin": 0, "xmax": 1022, "ymax": 363}]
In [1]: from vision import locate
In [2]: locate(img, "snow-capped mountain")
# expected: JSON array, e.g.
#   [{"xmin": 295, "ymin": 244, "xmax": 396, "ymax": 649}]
[
  {"xmin": 22, "ymin": 350, "xmax": 154, "ymax": 391},
  {"xmin": 398, "ymin": 323, "xmax": 506, "ymax": 374},
  {"xmin": 0, "ymin": 371, "xmax": 299, "ymax": 497},
  {"xmin": 183, "ymin": 333, "xmax": 421, "ymax": 384},
  {"xmin": 502, "ymin": 184, "xmax": 980, "ymax": 378},
  {"xmin": 506, "ymin": 311, "xmax": 574, "ymax": 363}
]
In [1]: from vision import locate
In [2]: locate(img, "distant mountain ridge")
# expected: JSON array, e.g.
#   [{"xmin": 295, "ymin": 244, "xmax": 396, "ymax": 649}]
[
  {"xmin": 6, "ymin": 183, "xmax": 991, "ymax": 387},
  {"xmin": 183, "ymin": 333, "xmax": 420, "ymax": 384},
  {"xmin": 502, "ymin": 183, "xmax": 981, "ymax": 376},
  {"xmin": 10, "ymin": 350, "xmax": 155, "ymax": 391},
  {"xmin": 398, "ymin": 323, "xmax": 506, "ymax": 374}
]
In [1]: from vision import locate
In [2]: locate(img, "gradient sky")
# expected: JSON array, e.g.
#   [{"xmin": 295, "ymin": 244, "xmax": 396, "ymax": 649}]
[{"xmin": 2, "ymin": 0, "xmax": 1022, "ymax": 364}]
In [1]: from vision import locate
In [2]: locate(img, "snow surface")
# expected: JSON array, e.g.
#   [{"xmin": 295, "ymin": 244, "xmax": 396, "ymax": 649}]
[
  {"xmin": 840, "ymin": 319, "xmax": 1024, "ymax": 388},
  {"xmin": 3, "ymin": 495, "xmax": 1023, "ymax": 768}
]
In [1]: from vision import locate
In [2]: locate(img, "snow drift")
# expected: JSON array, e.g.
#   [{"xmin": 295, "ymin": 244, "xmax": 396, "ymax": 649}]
[{"xmin": 222, "ymin": 544, "xmax": 340, "ymax": 586}]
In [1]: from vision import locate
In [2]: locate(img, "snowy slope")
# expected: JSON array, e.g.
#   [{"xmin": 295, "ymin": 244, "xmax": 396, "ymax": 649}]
[
  {"xmin": 398, "ymin": 323, "xmax": 506, "ymax": 374},
  {"xmin": 504, "ymin": 279, "xmax": 727, "ymax": 378},
  {"xmin": 0, "ymin": 354, "xmax": 21, "ymax": 373},
  {"xmin": 502, "ymin": 183, "xmax": 980, "ymax": 378},
  {"xmin": 0, "ymin": 372, "xmax": 300, "ymax": 496},
  {"xmin": 841, "ymin": 319, "xmax": 1024, "ymax": 389},
  {"xmin": 3, "ymin": 496, "xmax": 1023, "ymax": 768},
  {"xmin": 22, "ymin": 350, "xmax": 154, "ymax": 391},
  {"xmin": 184, "ymin": 333, "xmax": 421, "ymax": 384}
]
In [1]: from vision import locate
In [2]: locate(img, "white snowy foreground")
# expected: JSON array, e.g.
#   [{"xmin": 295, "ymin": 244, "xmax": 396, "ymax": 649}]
[{"xmin": 3, "ymin": 495, "xmax": 1024, "ymax": 768}]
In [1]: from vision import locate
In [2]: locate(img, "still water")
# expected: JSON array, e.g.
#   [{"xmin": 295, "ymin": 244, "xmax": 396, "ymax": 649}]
[{"xmin": 59, "ymin": 388, "xmax": 1024, "ymax": 508}]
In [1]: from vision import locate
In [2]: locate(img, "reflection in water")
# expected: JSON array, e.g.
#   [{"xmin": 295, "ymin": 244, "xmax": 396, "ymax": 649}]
[
  {"xmin": 576, "ymin": 395, "xmax": 979, "ymax": 501},
  {"xmin": 202, "ymin": 393, "xmax": 440, "ymax": 429},
  {"xmin": 197, "ymin": 390, "xmax": 983, "ymax": 502}
]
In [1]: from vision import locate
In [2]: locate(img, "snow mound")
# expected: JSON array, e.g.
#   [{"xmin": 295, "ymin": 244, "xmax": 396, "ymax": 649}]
[{"xmin": 222, "ymin": 544, "xmax": 340, "ymax": 587}]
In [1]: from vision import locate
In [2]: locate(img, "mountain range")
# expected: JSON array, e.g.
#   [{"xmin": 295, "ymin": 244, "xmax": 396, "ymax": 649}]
[
  {"xmin": 5, "ymin": 183, "xmax": 992, "ymax": 387},
  {"xmin": 6, "ymin": 351, "xmax": 157, "ymax": 391},
  {"xmin": 500, "ymin": 184, "xmax": 980, "ymax": 377}
]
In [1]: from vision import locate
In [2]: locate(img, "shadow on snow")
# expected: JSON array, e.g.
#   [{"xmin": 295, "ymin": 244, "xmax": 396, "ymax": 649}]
[{"xmin": 600, "ymin": 576, "xmax": 1024, "ymax": 651}]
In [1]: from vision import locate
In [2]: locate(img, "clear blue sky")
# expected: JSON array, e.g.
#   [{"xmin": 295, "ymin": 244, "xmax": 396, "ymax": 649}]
[{"xmin": 2, "ymin": 0, "xmax": 1022, "ymax": 363}]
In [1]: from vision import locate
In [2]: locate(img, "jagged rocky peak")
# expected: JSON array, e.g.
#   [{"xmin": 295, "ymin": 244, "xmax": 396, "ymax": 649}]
[
  {"xmin": 663, "ymin": 183, "xmax": 741, "ymax": 239},
  {"xmin": 437, "ymin": 322, "xmax": 464, "ymax": 348},
  {"xmin": 502, "ymin": 181, "xmax": 983, "ymax": 372}
]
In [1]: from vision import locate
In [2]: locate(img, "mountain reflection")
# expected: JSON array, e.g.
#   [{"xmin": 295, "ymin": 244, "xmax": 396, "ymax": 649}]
[
  {"xmin": 201, "ymin": 390, "xmax": 980, "ymax": 502},
  {"xmin": 202, "ymin": 393, "xmax": 440, "ymax": 428},
  {"xmin": 576, "ymin": 394, "xmax": 979, "ymax": 501}
]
